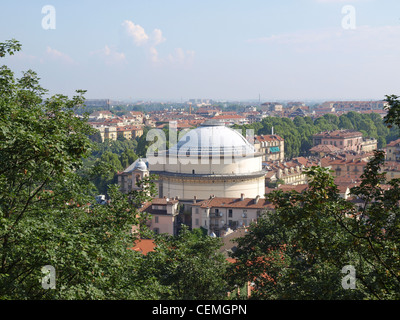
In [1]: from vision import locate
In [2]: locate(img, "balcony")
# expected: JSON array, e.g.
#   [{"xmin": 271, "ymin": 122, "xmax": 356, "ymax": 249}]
[{"xmin": 211, "ymin": 212, "xmax": 223, "ymax": 218}]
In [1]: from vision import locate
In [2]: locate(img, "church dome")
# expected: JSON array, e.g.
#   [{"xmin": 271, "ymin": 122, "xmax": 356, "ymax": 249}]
[
  {"xmin": 134, "ymin": 158, "xmax": 148, "ymax": 171},
  {"xmin": 168, "ymin": 120, "xmax": 255, "ymax": 157}
]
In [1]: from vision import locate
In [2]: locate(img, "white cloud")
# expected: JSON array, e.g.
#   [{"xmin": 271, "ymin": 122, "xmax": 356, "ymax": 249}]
[
  {"xmin": 8, "ymin": 51, "xmax": 37, "ymax": 62},
  {"xmin": 168, "ymin": 48, "xmax": 195, "ymax": 65},
  {"xmin": 152, "ymin": 28, "xmax": 166, "ymax": 46},
  {"xmin": 122, "ymin": 20, "xmax": 149, "ymax": 46},
  {"xmin": 148, "ymin": 46, "xmax": 160, "ymax": 64},
  {"xmin": 45, "ymin": 47, "xmax": 76, "ymax": 65},
  {"xmin": 90, "ymin": 45, "xmax": 126, "ymax": 65},
  {"xmin": 122, "ymin": 20, "xmax": 166, "ymax": 48},
  {"xmin": 122, "ymin": 20, "xmax": 194, "ymax": 66}
]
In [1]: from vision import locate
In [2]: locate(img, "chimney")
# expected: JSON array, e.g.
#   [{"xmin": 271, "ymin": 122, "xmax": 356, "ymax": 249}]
[
  {"xmin": 193, "ymin": 196, "xmax": 197, "ymax": 204},
  {"xmin": 240, "ymin": 193, "xmax": 245, "ymax": 201},
  {"xmin": 255, "ymin": 195, "xmax": 260, "ymax": 204}
]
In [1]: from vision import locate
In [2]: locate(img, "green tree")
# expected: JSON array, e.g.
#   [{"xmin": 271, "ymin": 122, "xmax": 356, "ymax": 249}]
[
  {"xmin": 339, "ymin": 115, "xmax": 354, "ymax": 130},
  {"xmin": 134, "ymin": 225, "xmax": 231, "ymax": 300},
  {"xmin": 230, "ymin": 153, "xmax": 400, "ymax": 299},
  {"xmin": 0, "ymin": 40, "xmax": 154, "ymax": 299}
]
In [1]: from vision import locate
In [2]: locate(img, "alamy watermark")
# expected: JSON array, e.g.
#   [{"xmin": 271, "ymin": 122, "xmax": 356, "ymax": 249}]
[
  {"xmin": 341, "ymin": 5, "xmax": 356, "ymax": 30},
  {"xmin": 341, "ymin": 265, "xmax": 356, "ymax": 290},
  {"xmin": 41, "ymin": 5, "xmax": 56, "ymax": 30},
  {"xmin": 41, "ymin": 265, "xmax": 56, "ymax": 289}
]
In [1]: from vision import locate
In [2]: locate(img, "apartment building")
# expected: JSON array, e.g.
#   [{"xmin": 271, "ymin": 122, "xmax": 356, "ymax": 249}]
[
  {"xmin": 385, "ymin": 138, "xmax": 400, "ymax": 162},
  {"xmin": 190, "ymin": 194, "xmax": 274, "ymax": 237},
  {"xmin": 312, "ymin": 129, "xmax": 377, "ymax": 154},
  {"xmin": 139, "ymin": 197, "xmax": 180, "ymax": 236},
  {"xmin": 254, "ymin": 134, "xmax": 285, "ymax": 162}
]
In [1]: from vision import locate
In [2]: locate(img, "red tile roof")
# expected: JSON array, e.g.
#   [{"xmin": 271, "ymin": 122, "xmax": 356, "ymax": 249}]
[
  {"xmin": 277, "ymin": 184, "xmax": 309, "ymax": 193},
  {"xmin": 193, "ymin": 197, "xmax": 274, "ymax": 210},
  {"xmin": 130, "ymin": 239, "xmax": 155, "ymax": 255},
  {"xmin": 313, "ymin": 129, "xmax": 362, "ymax": 139},
  {"xmin": 310, "ymin": 144, "xmax": 341, "ymax": 153},
  {"xmin": 387, "ymin": 138, "xmax": 400, "ymax": 147},
  {"xmin": 255, "ymin": 135, "xmax": 284, "ymax": 142}
]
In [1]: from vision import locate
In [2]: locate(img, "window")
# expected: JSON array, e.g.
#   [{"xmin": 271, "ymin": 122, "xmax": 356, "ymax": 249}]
[
  {"xmin": 229, "ymin": 220, "xmax": 238, "ymax": 228},
  {"xmin": 228, "ymin": 209, "xmax": 233, "ymax": 218},
  {"xmin": 153, "ymin": 228, "xmax": 159, "ymax": 234},
  {"xmin": 195, "ymin": 208, "xmax": 199, "ymax": 214},
  {"xmin": 192, "ymin": 169, "xmax": 195, "ymax": 174},
  {"xmin": 155, "ymin": 216, "xmax": 159, "ymax": 223},
  {"xmin": 195, "ymin": 218, "xmax": 199, "ymax": 226},
  {"xmin": 215, "ymin": 209, "xmax": 219, "ymax": 214}
]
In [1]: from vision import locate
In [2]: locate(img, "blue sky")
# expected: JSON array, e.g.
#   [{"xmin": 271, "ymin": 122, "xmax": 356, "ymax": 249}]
[{"xmin": 1, "ymin": 0, "xmax": 400, "ymax": 102}]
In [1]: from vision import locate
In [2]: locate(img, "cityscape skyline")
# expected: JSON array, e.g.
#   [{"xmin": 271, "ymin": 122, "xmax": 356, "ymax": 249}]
[{"xmin": 1, "ymin": 0, "xmax": 400, "ymax": 102}]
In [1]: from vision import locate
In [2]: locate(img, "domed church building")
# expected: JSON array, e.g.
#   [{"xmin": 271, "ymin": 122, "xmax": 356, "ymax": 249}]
[{"xmin": 148, "ymin": 120, "xmax": 265, "ymax": 201}]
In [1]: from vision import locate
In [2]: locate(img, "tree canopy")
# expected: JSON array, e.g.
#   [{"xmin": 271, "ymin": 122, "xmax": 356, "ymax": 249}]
[
  {"xmin": 229, "ymin": 133, "xmax": 400, "ymax": 299},
  {"xmin": 234, "ymin": 112, "xmax": 392, "ymax": 159},
  {"xmin": 0, "ymin": 39, "xmax": 152, "ymax": 299}
]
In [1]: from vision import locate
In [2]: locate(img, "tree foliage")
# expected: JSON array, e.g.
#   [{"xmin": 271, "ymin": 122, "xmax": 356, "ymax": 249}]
[
  {"xmin": 133, "ymin": 225, "xmax": 231, "ymax": 300},
  {"xmin": 0, "ymin": 40, "xmax": 153, "ymax": 299},
  {"xmin": 234, "ymin": 111, "xmax": 392, "ymax": 159},
  {"xmin": 230, "ymin": 100, "xmax": 400, "ymax": 300}
]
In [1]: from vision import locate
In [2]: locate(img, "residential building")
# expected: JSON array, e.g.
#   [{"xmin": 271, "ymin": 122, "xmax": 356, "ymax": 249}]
[
  {"xmin": 117, "ymin": 126, "xmax": 144, "ymax": 140},
  {"xmin": 139, "ymin": 197, "xmax": 180, "ymax": 236},
  {"xmin": 260, "ymin": 103, "xmax": 283, "ymax": 113},
  {"xmin": 88, "ymin": 110, "xmax": 115, "ymax": 120},
  {"xmin": 254, "ymin": 134, "xmax": 285, "ymax": 162},
  {"xmin": 320, "ymin": 156, "xmax": 369, "ymax": 179},
  {"xmin": 313, "ymin": 129, "xmax": 363, "ymax": 152},
  {"xmin": 190, "ymin": 194, "xmax": 274, "ymax": 237},
  {"xmin": 383, "ymin": 161, "xmax": 400, "ymax": 180},
  {"xmin": 309, "ymin": 144, "xmax": 341, "ymax": 157},
  {"xmin": 264, "ymin": 157, "xmax": 319, "ymax": 186},
  {"xmin": 104, "ymin": 126, "xmax": 117, "ymax": 141},
  {"xmin": 312, "ymin": 129, "xmax": 376, "ymax": 154},
  {"xmin": 385, "ymin": 138, "xmax": 400, "ymax": 161}
]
